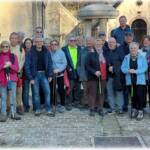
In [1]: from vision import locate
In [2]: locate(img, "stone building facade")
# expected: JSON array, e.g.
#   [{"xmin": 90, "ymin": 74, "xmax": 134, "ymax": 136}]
[{"xmin": 0, "ymin": 0, "xmax": 149, "ymax": 45}]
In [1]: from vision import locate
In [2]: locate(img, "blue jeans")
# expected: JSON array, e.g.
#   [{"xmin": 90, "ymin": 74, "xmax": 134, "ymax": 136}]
[
  {"xmin": 32, "ymin": 72, "xmax": 51, "ymax": 112},
  {"xmin": 0, "ymin": 82, "xmax": 17, "ymax": 115},
  {"xmin": 22, "ymin": 79, "xmax": 36, "ymax": 111},
  {"xmin": 107, "ymin": 78, "xmax": 124, "ymax": 110}
]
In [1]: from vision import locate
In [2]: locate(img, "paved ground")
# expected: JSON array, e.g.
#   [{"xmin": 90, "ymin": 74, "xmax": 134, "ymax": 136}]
[{"xmin": 0, "ymin": 107, "xmax": 150, "ymax": 148}]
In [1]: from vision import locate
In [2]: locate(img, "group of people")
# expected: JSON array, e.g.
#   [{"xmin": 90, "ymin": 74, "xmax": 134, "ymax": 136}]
[{"xmin": 0, "ymin": 16, "xmax": 150, "ymax": 123}]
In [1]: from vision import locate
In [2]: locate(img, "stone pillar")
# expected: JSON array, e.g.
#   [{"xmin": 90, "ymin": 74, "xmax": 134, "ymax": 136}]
[
  {"xmin": 32, "ymin": 1, "xmax": 43, "ymax": 33},
  {"xmin": 99, "ymin": 18, "xmax": 108, "ymax": 32},
  {"xmin": 84, "ymin": 19, "xmax": 92, "ymax": 38}
]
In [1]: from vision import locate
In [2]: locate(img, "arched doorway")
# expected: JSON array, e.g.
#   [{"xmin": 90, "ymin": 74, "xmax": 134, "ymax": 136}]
[{"xmin": 131, "ymin": 19, "xmax": 147, "ymax": 43}]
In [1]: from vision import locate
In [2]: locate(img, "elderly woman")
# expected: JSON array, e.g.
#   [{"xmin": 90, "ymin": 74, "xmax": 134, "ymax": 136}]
[
  {"xmin": 0, "ymin": 41, "xmax": 21, "ymax": 122},
  {"xmin": 50, "ymin": 40, "xmax": 67, "ymax": 113},
  {"xmin": 95, "ymin": 38, "xmax": 107, "ymax": 116},
  {"xmin": 121, "ymin": 42, "xmax": 148, "ymax": 120}
]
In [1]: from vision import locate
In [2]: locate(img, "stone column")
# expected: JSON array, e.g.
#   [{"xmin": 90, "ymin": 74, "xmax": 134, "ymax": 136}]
[
  {"xmin": 32, "ymin": 1, "xmax": 43, "ymax": 33},
  {"xmin": 84, "ymin": 19, "xmax": 92, "ymax": 37},
  {"xmin": 99, "ymin": 18, "xmax": 108, "ymax": 32}
]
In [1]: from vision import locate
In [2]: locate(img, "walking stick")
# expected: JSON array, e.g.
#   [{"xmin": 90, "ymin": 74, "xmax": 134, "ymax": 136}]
[
  {"xmin": 130, "ymin": 74, "xmax": 134, "ymax": 119},
  {"xmin": 99, "ymin": 76, "xmax": 102, "ymax": 94},
  {"xmin": 52, "ymin": 74, "xmax": 57, "ymax": 116}
]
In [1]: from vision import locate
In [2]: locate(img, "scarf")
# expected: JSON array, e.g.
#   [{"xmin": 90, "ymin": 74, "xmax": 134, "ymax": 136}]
[{"xmin": 97, "ymin": 48, "xmax": 106, "ymax": 64}]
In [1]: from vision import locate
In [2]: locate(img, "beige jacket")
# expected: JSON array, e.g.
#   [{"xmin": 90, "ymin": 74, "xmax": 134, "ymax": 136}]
[{"xmin": 10, "ymin": 45, "xmax": 25, "ymax": 72}]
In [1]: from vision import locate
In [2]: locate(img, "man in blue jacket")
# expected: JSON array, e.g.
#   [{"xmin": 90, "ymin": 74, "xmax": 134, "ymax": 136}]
[
  {"xmin": 24, "ymin": 37, "xmax": 54, "ymax": 116},
  {"xmin": 112, "ymin": 16, "xmax": 132, "ymax": 45}
]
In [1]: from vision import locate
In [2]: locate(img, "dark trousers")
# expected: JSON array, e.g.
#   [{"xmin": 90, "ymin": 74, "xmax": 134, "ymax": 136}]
[
  {"xmin": 86, "ymin": 80, "xmax": 97, "ymax": 110},
  {"xmin": 65, "ymin": 80, "xmax": 81, "ymax": 106},
  {"xmin": 143, "ymin": 83, "xmax": 150, "ymax": 108},
  {"xmin": 50, "ymin": 76, "xmax": 65, "ymax": 106},
  {"xmin": 128, "ymin": 85, "xmax": 145, "ymax": 110},
  {"xmin": 123, "ymin": 85, "xmax": 129, "ymax": 110},
  {"xmin": 40, "ymin": 86, "xmax": 45, "ymax": 105}
]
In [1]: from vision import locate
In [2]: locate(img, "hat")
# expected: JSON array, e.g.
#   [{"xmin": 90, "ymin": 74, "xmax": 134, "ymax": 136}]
[
  {"xmin": 99, "ymin": 31, "xmax": 106, "ymax": 36},
  {"xmin": 125, "ymin": 31, "xmax": 134, "ymax": 37}
]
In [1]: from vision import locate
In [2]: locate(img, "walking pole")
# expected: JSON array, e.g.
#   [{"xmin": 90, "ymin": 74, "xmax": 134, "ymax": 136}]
[
  {"xmin": 99, "ymin": 76, "xmax": 102, "ymax": 95},
  {"xmin": 130, "ymin": 74, "xmax": 134, "ymax": 119},
  {"xmin": 52, "ymin": 73, "xmax": 57, "ymax": 116}
]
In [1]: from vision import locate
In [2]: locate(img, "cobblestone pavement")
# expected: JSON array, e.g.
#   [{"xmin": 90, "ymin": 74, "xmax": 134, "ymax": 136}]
[{"xmin": 0, "ymin": 107, "xmax": 150, "ymax": 148}]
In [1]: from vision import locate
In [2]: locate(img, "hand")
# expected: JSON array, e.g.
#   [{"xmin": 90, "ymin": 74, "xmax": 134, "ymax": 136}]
[
  {"xmin": 48, "ymin": 77, "xmax": 52, "ymax": 82},
  {"xmin": 5, "ymin": 61, "xmax": 12, "ymax": 67},
  {"xmin": 108, "ymin": 66, "xmax": 113, "ymax": 73},
  {"xmin": 129, "ymin": 69, "xmax": 135, "ymax": 74},
  {"xmin": 53, "ymin": 69, "xmax": 60, "ymax": 74},
  {"xmin": 3, "ymin": 61, "xmax": 12, "ymax": 68},
  {"xmin": 3, "ymin": 64, "xmax": 9, "ymax": 68},
  {"xmin": 30, "ymin": 80, "xmax": 34, "ymax": 85},
  {"xmin": 95, "ymin": 71, "xmax": 101, "ymax": 77}
]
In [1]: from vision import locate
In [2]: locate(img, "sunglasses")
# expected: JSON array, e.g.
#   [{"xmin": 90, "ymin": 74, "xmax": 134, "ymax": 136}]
[
  {"xmin": 2, "ymin": 45, "xmax": 9, "ymax": 48},
  {"xmin": 36, "ymin": 31, "xmax": 42, "ymax": 33},
  {"xmin": 70, "ymin": 40, "xmax": 76, "ymax": 42}
]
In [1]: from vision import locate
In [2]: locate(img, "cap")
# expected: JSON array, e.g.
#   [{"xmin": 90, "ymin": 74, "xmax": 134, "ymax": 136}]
[{"xmin": 98, "ymin": 31, "xmax": 106, "ymax": 36}]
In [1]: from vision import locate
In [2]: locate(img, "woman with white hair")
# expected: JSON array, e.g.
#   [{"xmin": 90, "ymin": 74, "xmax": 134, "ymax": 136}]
[{"xmin": 121, "ymin": 42, "xmax": 148, "ymax": 120}]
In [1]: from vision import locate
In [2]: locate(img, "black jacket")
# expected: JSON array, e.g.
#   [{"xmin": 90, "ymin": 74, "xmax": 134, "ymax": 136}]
[
  {"xmin": 118, "ymin": 41, "xmax": 130, "ymax": 57},
  {"xmin": 85, "ymin": 49, "xmax": 100, "ymax": 81},
  {"xmin": 105, "ymin": 47, "xmax": 124, "ymax": 91}
]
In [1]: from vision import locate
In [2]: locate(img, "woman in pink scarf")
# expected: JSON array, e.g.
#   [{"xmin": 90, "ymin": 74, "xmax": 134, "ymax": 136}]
[{"xmin": 0, "ymin": 41, "xmax": 21, "ymax": 122}]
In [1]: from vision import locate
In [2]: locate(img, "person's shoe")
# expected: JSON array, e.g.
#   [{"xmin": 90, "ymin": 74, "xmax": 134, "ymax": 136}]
[
  {"xmin": 11, "ymin": 113, "xmax": 21, "ymax": 120},
  {"xmin": 17, "ymin": 106, "xmax": 24, "ymax": 115},
  {"xmin": 131, "ymin": 109, "xmax": 138, "ymax": 118},
  {"xmin": 98, "ymin": 109, "xmax": 107, "ymax": 117},
  {"xmin": 117, "ymin": 109, "xmax": 124, "ymax": 115},
  {"xmin": 57, "ymin": 105, "xmax": 65, "ymax": 113},
  {"xmin": 0, "ymin": 114, "xmax": 7, "ymax": 122},
  {"xmin": 66, "ymin": 104, "xmax": 72, "ymax": 111},
  {"xmin": 24, "ymin": 109, "xmax": 29, "ymax": 113},
  {"xmin": 107, "ymin": 109, "xmax": 115, "ymax": 115},
  {"xmin": 89, "ymin": 109, "xmax": 95, "ymax": 116},
  {"xmin": 123, "ymin": 107, "xmax": 128, "ymax": 112},
  {"xmin": 35, "ymin": 111, "xmax": 41, "ymax": 117},
  {"xmin": 79, "ymin": 104, "xmax": 89, "ymax": 111},
  {"xmin": 72, "ymin": 102, "xmax": 80, "ymax": 108},
  {"xmin": 136, "ymin": 110, "xmax": 144, "ymax": 121},
  {"xmin": 46, "ymin": 110, "xmax": 55, "ymax": 117}
]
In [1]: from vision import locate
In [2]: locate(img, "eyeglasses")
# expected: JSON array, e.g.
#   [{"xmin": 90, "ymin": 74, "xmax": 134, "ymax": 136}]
[
  {"xmin": 51, "ymin": 43, "xmax": 58, "ymax": 46},
  {"xmin": 2, "ymin": 45, "xmax": 9, "ymax": 48}
]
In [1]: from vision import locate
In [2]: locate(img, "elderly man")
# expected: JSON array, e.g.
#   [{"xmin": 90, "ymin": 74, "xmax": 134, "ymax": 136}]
[
  {"xmin": 17, "ymin": 31, "xmax": 25, "ymax": 48},
  {"xmin": 119, "ymin": 31, "xmax": 134, "ymax": 112},
  {"xmin": 24, "ymin": 37, "xmax": 54, "ymax": 116},
  {"xmin": 9, "ymin": 32, "xmax": 25, "ymax": 115},
  {"xmin": 112, "ymin": 16, "xmax": 132, "ymax": 45},
  {"xmin": 105, "ymin": 37, "xmax": 124, "ymax": 114},
  {"xmin": 77, "ymin": 37, "xmax": 94, "ymax": 109},
  {"xmin": 62, "ymin": 36, "xmax": 82, "ymax": 110}
]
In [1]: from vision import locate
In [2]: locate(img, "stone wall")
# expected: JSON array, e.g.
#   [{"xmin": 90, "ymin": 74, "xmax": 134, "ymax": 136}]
[{"xmin": 0, "ymin": 1, "xmax": 33, "ymax": 41}]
